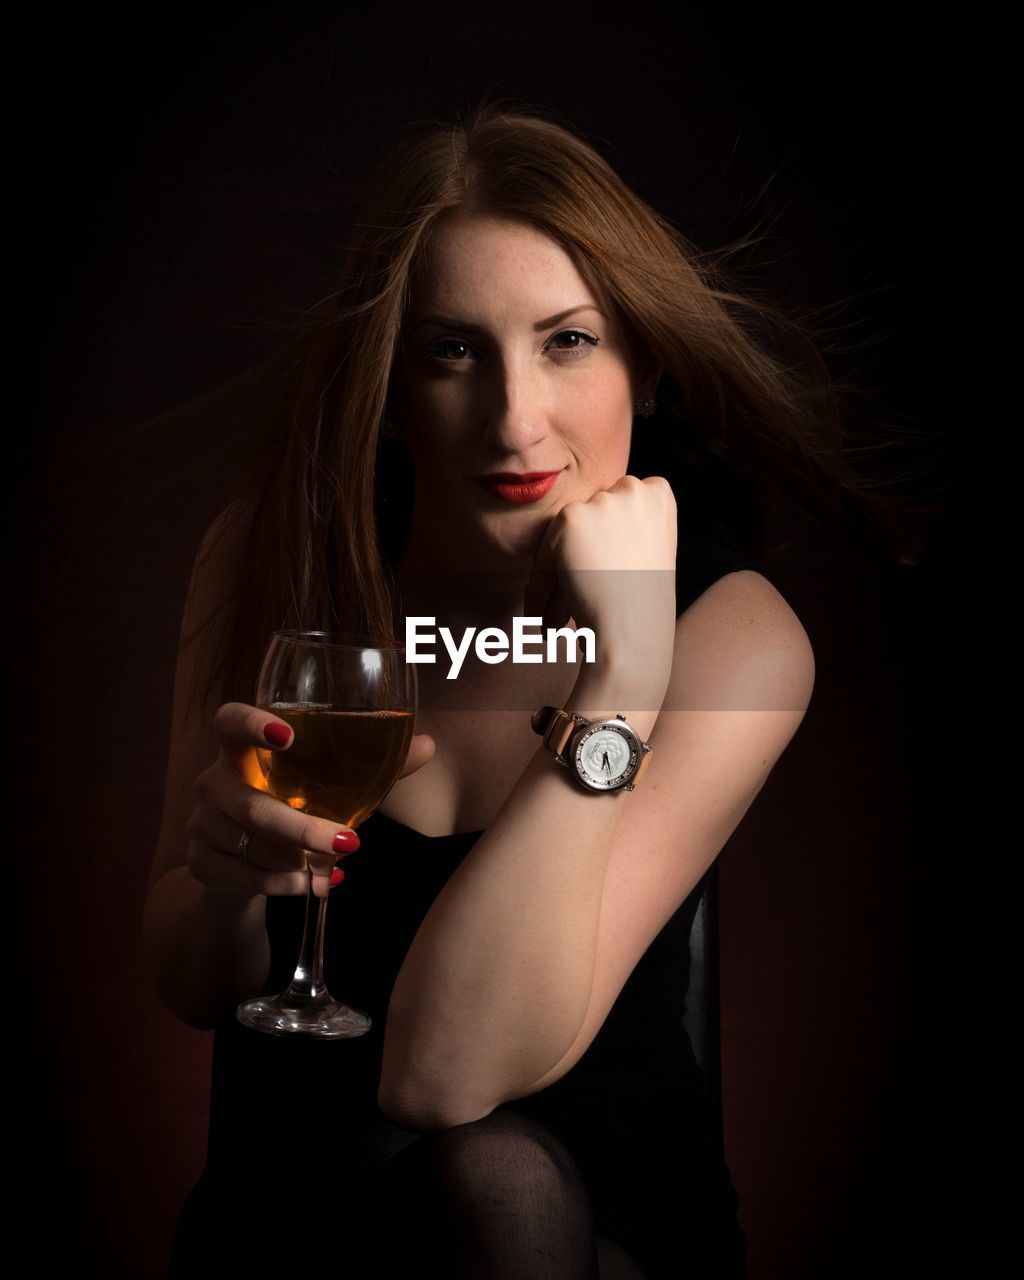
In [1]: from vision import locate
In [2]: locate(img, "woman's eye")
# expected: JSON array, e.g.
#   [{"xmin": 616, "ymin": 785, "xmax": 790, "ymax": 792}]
[
  {"xmin": 425, "ymin": 338, "xmax": 473, "ymax": 362},
  {"xmin": 424, "ymin": 329, "xmax": 599, "ymax": 366},
  {"xmin": 549, "ymin": 329, "xmax": 600, "ymax": 356}
]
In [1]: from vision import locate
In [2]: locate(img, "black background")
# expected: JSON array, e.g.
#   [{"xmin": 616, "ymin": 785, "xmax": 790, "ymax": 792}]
[{"xmin": 14, "ymin": 4, "xmax": 968, "ymax": 1276}]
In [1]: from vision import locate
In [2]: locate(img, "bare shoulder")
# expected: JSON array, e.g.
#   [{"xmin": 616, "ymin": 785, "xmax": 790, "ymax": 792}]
[{"xmin": 671, "ymin": 568, "xmax": 815, "ymax": 719}]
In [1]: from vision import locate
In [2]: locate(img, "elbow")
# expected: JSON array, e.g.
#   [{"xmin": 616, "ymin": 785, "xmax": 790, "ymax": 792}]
[
  {"xmin": 140, "ymin": 922, "xmax": 215, "ymax": 1032},
  {"xmin": 376, "ymin": 1087, "xmax": 449, "ymax": 1133},
  {"xmin": 166, "ymin": 991, "xmax": 228, "ymax": 1031},
  {"xmin": 142, "ymin": 925, "xmax": 234, "ymax": 1031},
  {"xmin": 148, "ymin": 974, "xmax": 226, "ymax": 1031},
  {"xmin": 377, "ymin": 1077, "xmax": 497, "ymax": 1133},
  {"xmin": 171, "ymin": 1007, "xmax": 221, "ymax": 1033},
  {"xmin": 377, "ymin": 1006, "xmax": 500, "ymax": 1131}
]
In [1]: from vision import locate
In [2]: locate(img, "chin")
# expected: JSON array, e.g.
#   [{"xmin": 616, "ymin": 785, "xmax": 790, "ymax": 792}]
[
  {"xmin": 477, "ymin": 514, "xmax": 549, "ymax": 563},
  {"xmin": 488, "ymin": 527, "xmax": 544, "ymax": 562}
]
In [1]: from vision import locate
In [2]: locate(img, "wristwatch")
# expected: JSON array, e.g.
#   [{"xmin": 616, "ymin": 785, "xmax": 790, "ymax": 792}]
[{"xmin": 531, "ymin": 705, "xmax": 653, "ymax": 793}]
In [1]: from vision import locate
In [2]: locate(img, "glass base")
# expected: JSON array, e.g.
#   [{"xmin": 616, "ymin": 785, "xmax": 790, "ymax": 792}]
[{"xmin": 236, "ymin": 990, "xmax": 372, "ymax": 1039}]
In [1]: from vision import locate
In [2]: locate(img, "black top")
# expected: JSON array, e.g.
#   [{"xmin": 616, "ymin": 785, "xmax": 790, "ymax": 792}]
[{"xmin": 197, "ymin": 524, "xmax": 760, "ymax": 1274}]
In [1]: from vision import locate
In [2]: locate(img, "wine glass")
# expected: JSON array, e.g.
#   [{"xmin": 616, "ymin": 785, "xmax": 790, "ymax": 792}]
[{"xmin": 236, "ymin": 630, "xmax": 417, "ymax": 1038}]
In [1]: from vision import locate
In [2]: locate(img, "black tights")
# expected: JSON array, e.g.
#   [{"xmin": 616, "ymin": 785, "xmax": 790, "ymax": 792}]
[
  {"xmin": 361, "ymin": 1109, "xmax": 650, "ymax": 1279},
  {"xmin": 169, "ymin": 1109, "xmax": 651, "ymax": 1278}
]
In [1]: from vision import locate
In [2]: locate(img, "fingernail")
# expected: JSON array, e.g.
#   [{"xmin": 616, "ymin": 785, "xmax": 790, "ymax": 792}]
[
  {"xmin": 330, "ymin": 868, "xmax": 345, "ymax": 888},
  {"xmin": 333, "ymin": 830, "xmax": 360, "ymax": 854},
  {"xmin": 263, "ymin": 723, "xmax": 292, "ymax": 748}
]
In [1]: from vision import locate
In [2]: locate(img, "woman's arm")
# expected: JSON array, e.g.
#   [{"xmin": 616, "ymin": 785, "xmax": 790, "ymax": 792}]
[
  {"xmin": 142, "ymin": 870, "xmax": 270, "ymax": 1030},
  {"xmin": 378, "ymin": 569, "xmax": 815, "ymax": 1130},
  {"xmin": 141, "ymin": 501, "xmax": 272, "ymax": 1030}
]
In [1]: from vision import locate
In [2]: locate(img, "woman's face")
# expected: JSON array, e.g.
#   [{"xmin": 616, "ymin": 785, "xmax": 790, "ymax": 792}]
[{"xmin": 392, "ymin": 214, "xmax": 643, "ymax": 565}]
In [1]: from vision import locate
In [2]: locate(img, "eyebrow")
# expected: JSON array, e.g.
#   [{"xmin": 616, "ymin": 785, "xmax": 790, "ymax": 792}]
[{"xmin": 410, "ymin": 304, "xmax": 605, "ymax": 335}]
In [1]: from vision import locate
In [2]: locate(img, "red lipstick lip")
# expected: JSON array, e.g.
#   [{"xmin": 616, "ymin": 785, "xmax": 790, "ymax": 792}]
[
  {"xmin": 475, "ymin": 470, "xmax": 564, "ymax": 504},
  {"xmin": 476, "ymin": 470, "xmax": 563, "ymax": 482}
]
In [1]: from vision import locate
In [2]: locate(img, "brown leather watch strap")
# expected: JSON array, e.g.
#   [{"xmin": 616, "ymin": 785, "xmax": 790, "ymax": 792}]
[
  {"xmin": 530, "ymin": 705, "xmax": 579, "ymax": 758},
  {"xmin": 631, "ymin": 748, "xmax": 654, "ymax": 788}
]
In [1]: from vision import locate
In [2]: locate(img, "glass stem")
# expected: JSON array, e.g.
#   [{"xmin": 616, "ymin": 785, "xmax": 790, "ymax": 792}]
[{"xmin": 282, "ymin": 856, "xmax": 329, "ymax": 1006}]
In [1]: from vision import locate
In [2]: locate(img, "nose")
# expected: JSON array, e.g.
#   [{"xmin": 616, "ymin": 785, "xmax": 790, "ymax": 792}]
[{"xmin": 481, "ymin": 354, "xmax": 549, "ymax": 453}]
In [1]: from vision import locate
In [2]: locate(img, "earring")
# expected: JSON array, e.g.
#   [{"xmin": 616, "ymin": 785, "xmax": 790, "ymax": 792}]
[
  {"xmin": 634, "ymin": 391, "xmax": 657, "ymax": 418},
  {"xmin": 381, "ymin": 413, "xmax": 401, "ymax": 439}
]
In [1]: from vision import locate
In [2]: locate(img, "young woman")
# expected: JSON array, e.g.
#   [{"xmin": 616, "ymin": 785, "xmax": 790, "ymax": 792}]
[{"xmin": 143, "ymin": 103, "xmax": 895, "ymax": 1278}]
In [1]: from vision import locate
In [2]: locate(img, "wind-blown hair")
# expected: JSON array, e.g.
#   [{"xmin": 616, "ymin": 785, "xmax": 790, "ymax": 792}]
[{"xmin": 164, "ymin": 101, "xmax": 934, "ymax": 714}]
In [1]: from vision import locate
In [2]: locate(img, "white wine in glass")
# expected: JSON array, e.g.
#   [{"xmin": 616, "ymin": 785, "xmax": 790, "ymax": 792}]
[{"xmin": 236, "ymin": 630, "xmax": 416, "ymax": 1039}]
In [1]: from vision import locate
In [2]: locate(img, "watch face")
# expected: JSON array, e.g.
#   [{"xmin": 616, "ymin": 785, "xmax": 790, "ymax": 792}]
[{"xmin": 573, "ymin": 722, "xmax": 640, "ymax": 791}]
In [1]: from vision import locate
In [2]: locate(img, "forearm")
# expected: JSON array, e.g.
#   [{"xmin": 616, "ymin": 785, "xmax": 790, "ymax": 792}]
[
  {"xmin": 378, "ymin": 655, "xmax": 668, "ymax": 1129},
  {"xmin": 142, "ymin": 866, "xmax": 270, "ymax": 1030}
]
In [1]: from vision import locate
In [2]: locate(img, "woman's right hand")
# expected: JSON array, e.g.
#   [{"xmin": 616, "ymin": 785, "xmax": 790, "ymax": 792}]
[
  {"xmin": 185, "ymin": 702, "xmax": 436, "ymax": 901},
  {"xmin": 524, "ymin": 473, "xmax": 679, "ymax": 668}
]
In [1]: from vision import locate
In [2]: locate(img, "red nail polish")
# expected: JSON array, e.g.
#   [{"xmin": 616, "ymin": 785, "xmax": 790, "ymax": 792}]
[
  {"xmin": 330, "ymin": 868, "xmax": 345, "ymax": 887},
  {"xmin": 263, "ymin": 723, "xmax": 292, "ymax": 748},
  {"xmin": 333, "ymin": 831, "xmax": 360, "ymax": 854}
]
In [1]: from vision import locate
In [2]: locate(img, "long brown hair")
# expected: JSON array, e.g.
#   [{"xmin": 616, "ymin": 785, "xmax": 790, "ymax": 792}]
[{"xmin": 170, "ymin": 100, "xmax": 936, "ymax": 714}]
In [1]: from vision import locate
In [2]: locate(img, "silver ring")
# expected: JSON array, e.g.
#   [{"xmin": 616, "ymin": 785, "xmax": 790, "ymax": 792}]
[{"xmin": 236, "ymin": 829, "xmax": 252, "ymax": 862}]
